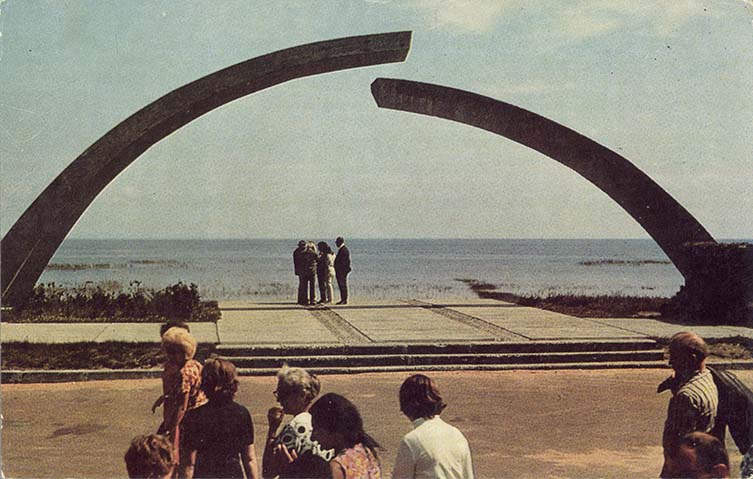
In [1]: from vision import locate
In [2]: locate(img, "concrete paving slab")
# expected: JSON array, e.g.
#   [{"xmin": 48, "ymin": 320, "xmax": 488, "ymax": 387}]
[
  {"xmin": 94, "ymin": 322, "xmax": 219, "ymax": 343},
  {"xmin": 336, "ymin": 306, "xmax": 496, "ymax": 342},
  {"xmin": 0, "ymin": 322, "xmax": 219, "ymax": 344},
  {"xmin": 591, "ymin": 318, "xmax": 753, "ymax": 339},
  {"xmin": 218, "ymin": 300, "xmax": 302, "ymax": 310},
  {"xmin": 1, "ymin": 323, "xmax": 108, "ymax": 343},
  {"xmin": 218, "ymin": 299, "xmax": 422, "ymax": 310},
  {"xmin": 218, "ymin": 309, "xmax": 339, "ymax": 344},
  {"xmin": 449, "ymin": 306, "xmax": 641, "ymax": 339},
  {"xmin": 427, "ymin": 298, "xmax": 517, "ymax": 307}
]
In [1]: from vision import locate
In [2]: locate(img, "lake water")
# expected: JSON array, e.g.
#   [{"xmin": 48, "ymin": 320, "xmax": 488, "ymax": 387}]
[{"xmin": 37, "ymin": 238, "xmax": 697, "ymax": 300}]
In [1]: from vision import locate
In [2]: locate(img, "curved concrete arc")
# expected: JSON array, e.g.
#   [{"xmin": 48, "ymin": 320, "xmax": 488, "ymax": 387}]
[
  {"xmin": 1, "ymin": 32, "xmax": 412, "ymax": 307},
  {"xmin": 370, "ymin": 78, "xmax": 715, "ymax": 279}
]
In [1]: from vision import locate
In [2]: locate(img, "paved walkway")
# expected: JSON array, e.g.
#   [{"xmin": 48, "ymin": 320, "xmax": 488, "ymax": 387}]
[{"xmin": 2, "ymin": 297, "xmax": 752, "ymax": 345}]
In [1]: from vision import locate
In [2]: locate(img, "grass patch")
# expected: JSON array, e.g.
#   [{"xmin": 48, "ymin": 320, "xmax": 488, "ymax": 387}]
[
  {"xmin": 1, "ymin": 342, "xmax": 216, "ymax": 370},
  {"xmin": 456, "ymin": 279, "xmax": 669, "ymax": 318}
]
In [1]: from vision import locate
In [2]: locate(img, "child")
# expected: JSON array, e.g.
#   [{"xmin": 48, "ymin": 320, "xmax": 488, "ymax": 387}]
[
  {"xmin": 180, "ymin": 358, "xmax": 259, "ymax": 479},
  {"xmin": 160, "ymin": 326, "xmax": 207, "ymax": 458},
  {"xmin": 152, "ymin": 321, "xmax": 191, "ymax": 418}
]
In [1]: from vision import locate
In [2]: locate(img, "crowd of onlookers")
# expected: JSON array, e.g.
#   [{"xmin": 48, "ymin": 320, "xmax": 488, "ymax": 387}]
[
  {"xmin": 123, "ymin": 322, "xmax": 753, "ymax": 478},
  {"xmin": 124, "ymin": 321, "xmax": 472, "ymax": 479}
]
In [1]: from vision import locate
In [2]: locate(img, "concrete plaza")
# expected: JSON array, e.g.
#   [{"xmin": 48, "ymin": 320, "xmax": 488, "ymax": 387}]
[{"xmin": 1, "ymin": 369, "xmax": 750, "ymax": 478}]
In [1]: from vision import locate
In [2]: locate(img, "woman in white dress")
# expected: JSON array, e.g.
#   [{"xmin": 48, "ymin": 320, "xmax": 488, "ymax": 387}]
[{"xmin": 316, "ymin": 241, "xmax": 336, "ymax": 304}]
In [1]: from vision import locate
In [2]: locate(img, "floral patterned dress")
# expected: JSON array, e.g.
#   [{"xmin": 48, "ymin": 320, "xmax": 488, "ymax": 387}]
[
  {"xmin": 162, "ymin": 359, "xmax": 208, "ymax": 456},
  {"xmin": 332, "ymin": 443, "xmax": 381, "ymax": 479}
]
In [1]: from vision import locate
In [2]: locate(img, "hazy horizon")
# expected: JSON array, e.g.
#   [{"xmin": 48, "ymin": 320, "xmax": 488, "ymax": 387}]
[{"xmin": 56, "ymin": 236, "xmax": 753, "ymax": 242}]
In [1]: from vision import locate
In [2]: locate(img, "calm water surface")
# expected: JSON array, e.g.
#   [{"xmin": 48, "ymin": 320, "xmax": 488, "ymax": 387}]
[{"xmin": 40, "ymin": 239, "xmax": 690, "ymax": 300}]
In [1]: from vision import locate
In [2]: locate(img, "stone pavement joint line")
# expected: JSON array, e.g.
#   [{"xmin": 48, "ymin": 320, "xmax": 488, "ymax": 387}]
[
  {"xmin": 404, "ymin": 300, "xmax": 529, "ymax": 341},
  {"xmin": 306, "ymin": 307, "xmax": 373, "ymax": 344}
]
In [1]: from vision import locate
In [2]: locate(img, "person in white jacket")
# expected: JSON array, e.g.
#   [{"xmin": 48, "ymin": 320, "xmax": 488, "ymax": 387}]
[{"xmin": 392, "ymin": 374, "xmax": 474, "ymax": 479}]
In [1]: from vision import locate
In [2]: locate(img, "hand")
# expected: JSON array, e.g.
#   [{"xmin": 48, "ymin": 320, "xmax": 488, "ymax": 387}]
[
  {"xmin": 151, "ymin": 396, "xmax": 164, "ymax": 414},
  {"xmin": 267, "ymin": 406, "xmax": 284, "ymax": 431},
  {"xmin": 276, "ymin": 444, "xmax": 298, "ymax": 465},
  {"xmin": 657, "ymin": 375, "xmax": 676, "ymax": 394}
]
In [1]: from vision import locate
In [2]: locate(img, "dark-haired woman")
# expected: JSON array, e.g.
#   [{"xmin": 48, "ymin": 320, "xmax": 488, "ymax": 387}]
[
  {"xmin": 179, "ymin": 358, "xmax": 259, "ymax": 479},
  {"xmin": 392, "ymin": 374, "xmax": 474, "ymax": 479},
  {"xmin": 309, "ymin": 393, "xmax": 381, "ymax": 479},
  {"xmin": 316, "ymin": 242, "xmax": 335, "ymax": 304}
]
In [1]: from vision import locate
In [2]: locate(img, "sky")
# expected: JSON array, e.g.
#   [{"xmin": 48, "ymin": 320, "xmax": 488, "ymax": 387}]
[{"xmin": 1, "ymin": 0, "xmax": 752, "ymax": 240}]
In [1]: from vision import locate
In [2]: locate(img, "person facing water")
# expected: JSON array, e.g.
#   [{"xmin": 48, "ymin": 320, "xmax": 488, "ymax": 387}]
[
  {"xmin": 180, "ymin": 357, "xmax": 259, "ymax": 479},
  {"xmin": 392, "ymin": 374, "xmax": 474, "ymax": 479},
  {"xmin": 263, "ymin": 365, "xmax": 333, "ymax": 478},
  {"xmin": 124, "ymin": 434, "xmax": 175, "ymax": 479},
  {"xmin": 293, "ymin": 240, "xmax": 307, "ymax": 305},
  {"xmin": 309, "ymin": 393, "xmax": 381, "ymax": 479},
  {"xmin": 159, "ymin": 327, "xmax": 207, "ymax": 459},
  {"xmin": 297, "ymin": 242, "xmax": 318, "ymax": 305}
]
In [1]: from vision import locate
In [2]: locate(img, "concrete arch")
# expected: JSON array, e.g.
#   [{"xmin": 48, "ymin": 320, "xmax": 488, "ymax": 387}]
[
  {"xmin": 1, "ymin": 32, "xmax": 412, "ymax": 307},
  {"xmin": 370, "ymin": 78, "xmax": 715, "ymax": 279}
]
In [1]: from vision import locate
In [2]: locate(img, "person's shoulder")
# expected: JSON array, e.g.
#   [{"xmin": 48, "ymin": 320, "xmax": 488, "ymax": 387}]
[
  {"xmin": 431, "ymin": 417, "xmax": 468, "ymax": 438},
  {"xmin": 229, "ymin": 400, "xmax": 251, "ymax": 414},
  {"xmin": 183, "ymin": 402, "xmax": 210, "ymax": 424},
  {"xmin": 290, "ymin": 411, "xmax": 313, "ymax": 427}
]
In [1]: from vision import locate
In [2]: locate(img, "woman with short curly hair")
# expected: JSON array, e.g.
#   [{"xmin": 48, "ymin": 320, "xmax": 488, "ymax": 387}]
[
  {"xmin": 392, "ymin": 374, "xmax": 474, "ymax": 479},
  {"xmin": 179, "ymin": 358, "xmax": 258, "ymax": 479},
  {"xmin": 160, "ymin": 327, "xmax": 207, "ymax": 460},
  {"xmin": 263, "ymin": 365, "xmax": 332, "ymax": 478}
]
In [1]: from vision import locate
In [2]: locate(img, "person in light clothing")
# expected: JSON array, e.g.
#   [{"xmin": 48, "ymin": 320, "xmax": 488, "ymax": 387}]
[{"xmin": 392, "ymin": 374, "xmax": 474, "ymax": 479}]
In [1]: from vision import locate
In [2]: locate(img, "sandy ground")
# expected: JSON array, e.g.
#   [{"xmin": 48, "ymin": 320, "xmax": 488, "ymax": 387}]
[{"xmin": 1, "ymin": 369, "xmax": 748, "ymax": 478}]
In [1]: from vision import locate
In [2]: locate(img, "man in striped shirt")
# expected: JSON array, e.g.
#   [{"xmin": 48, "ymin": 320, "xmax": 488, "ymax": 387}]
[{"xmin": 659, "ymin": 332, "xmax": 719, "ymax": 477}]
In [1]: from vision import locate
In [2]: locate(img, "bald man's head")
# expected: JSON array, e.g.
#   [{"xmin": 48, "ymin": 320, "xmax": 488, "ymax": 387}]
[{"xmin": 669, "ymin": 332, "xmax": 708, "ymax": 374}]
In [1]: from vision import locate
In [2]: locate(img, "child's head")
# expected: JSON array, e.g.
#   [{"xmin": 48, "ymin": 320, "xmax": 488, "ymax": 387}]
[
  {"xmin": 161, "ymin": 327, "xmax": 197, "ymax": 364},
  {"xmin": 159, "ymin": 321, "xmax": 190, "ymax": 338},
  {"xmin": 201, "ymin": 357, "xmax": 239, "ymax": 403},
  {"xmin": 124, "ymin": 434, "xmax": 174, "ymax": 479}
]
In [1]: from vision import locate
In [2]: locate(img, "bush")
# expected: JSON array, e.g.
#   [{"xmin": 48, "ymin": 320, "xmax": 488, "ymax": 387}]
[{"xmin": 10, "ymin": 282, "xmax": 219, "ymax": 322}]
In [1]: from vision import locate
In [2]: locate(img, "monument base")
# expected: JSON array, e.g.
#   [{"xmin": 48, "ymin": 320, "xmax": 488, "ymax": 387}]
[{"xmin": 663, "ymin": 242, "xmax": 753, "ymax": 326}]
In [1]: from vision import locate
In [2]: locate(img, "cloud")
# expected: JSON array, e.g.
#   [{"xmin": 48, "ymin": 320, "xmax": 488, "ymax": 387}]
[
  {"xmin": 557, "ymin": 0, "xmax": 714, "ymax": 40},
  {"xmin": 410, "ymin": 0, "xmax": 517, "ymax": 33}
]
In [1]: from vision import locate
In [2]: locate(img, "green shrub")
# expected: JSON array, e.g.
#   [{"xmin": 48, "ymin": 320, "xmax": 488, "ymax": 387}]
[{"xmin": 11, "ymin": 281, "xmax": 219, "ymax": 322}]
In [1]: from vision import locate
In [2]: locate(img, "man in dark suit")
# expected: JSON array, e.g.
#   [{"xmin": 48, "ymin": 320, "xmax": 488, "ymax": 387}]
[
  {"xmin": 293, "ymin": 240, "xmax": 307, "ymax": 305},
  {"xmin": 334, "ymin": 236, "xmax": 351, "ymax": 305}
]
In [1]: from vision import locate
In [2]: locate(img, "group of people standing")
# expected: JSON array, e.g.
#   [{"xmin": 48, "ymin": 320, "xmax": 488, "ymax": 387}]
[
  {"xmin": 294, "ymin": 237, "xmax": 351, "ymax": 306},
  {"xmin": 124, "ymin": 322, "xmax": 474, "ymax": 478},
  {"xmin": 123, "ymin": 318, "xmax": 753, "ymax": 479}
]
